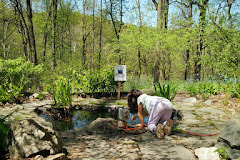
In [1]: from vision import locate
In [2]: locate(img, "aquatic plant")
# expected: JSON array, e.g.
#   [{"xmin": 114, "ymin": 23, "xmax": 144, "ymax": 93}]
[{"xmin": 154, "ymin": 82, "xmax": 177, "ymax": 101}]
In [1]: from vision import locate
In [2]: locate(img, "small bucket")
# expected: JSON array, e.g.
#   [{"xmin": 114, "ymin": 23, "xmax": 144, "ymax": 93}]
[{"xmin": 118, "ymin": 107, "xmax": 130, "ymax": 121}]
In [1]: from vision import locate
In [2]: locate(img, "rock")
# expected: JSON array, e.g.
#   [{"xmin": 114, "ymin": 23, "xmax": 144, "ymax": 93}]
[
  {"xmin": 182, "ymin": 97, "xmax": 197, "ymax": 103},
  {"xmin": 139, "ymin": 133, "xmax": 196, "ymax": 160},
  {"xmin": 117, "ymin": 120, "xmax": 127, "ymax": 129},
  {"xmin": 9, "ymin": 117, "xmax": 63, "ymax": 158},
  {"xmin": 195, "ymin": 147, "xmax": 220, "ymax": 160},
  {"xmin": 204, "ymin": 100, "xmax": 212, "ymax": 106},
  {"xmin": 46, "ymin": 153, "xmax": 68, "ymax": 160},
  {"xmin": 218, "ymin": 114, "xmax": 240, "ymax": 146},
  {"xmin": 34, "ymin": 155, "xmax": 45, "ymax": 160},
  {"xmin": 29, "ymin": 93, "xmax": 39, "ymax": 99},
  {"xmin": 215, "ymin": 114, "xmax": 240, "ymax": 160},
  {"xmin": 87, "ymin": 118, "xmax": 118, "ymax": 134}
]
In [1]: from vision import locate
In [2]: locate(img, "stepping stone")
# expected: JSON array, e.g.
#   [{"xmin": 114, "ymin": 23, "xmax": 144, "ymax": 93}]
[{"xmin": 139, "ymin": 132, "xmax": 195, "ymax": 160}]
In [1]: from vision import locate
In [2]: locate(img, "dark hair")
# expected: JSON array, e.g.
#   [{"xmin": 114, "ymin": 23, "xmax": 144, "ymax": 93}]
[{"xmin": 127, "ymin": 89, "xmax": 142, "ymax": 114}]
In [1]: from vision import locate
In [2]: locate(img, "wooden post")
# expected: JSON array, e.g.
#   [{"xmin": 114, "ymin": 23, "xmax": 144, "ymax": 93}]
[{"xmin": 117, "ymin": 81, "xmax": 121, "ymax": 100}]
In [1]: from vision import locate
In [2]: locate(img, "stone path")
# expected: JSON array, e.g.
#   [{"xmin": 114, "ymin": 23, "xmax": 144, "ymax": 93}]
[
  {"xmin": 60, "ymin": 97, "xmax": 234, "ymax": 160},
  {"xmin": 0, "ymin": 97, "xmax": 236, "ymax": 159}
]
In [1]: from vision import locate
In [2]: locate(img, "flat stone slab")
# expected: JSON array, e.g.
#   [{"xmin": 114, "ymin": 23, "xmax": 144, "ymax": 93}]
[
  {"xmin": 139, "ymin": 132, "xmax": 196, "ymax": 160},
  {"xmin": 196, "ymin": 107, "xmax": 225, "ymax": 116},
  {"xmin": 182, "ymin": 97, "xmax": 197, "ymax": 103}
]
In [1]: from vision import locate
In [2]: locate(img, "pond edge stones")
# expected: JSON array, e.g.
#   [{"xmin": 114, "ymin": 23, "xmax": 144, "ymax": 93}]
[
  {"xmin": 215, "ymin": 114, "xmax": 240, "ymax": 160},
  {"xmin": 87, "ymin": 118, "xmax": 119, "ymax": 134},
  {"xmin": 8, "ymin": 117, "xmax": 63, "ymax": 158}
]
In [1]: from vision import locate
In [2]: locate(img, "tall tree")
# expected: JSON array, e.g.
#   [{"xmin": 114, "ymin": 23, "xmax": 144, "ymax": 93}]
[
  {"xmin": 26, "ymin": 0, "xmax": 37, "ymax": 65},
  {"xmin": 174, "ymin": 0, "xmax": 194, "ymax": 80},
  {"xmin": 152, "ymin": 0, "xmax": 169, "ymax": 82},
  {"xmin": 41, "ymin": 0, "xmax": 52, "ymax": 62},
  {"xmin": 82, "ymin": 0, "xmax": 86, "ymax": 69},
  {"xmin": 195, "ymin": 0, "xmax": 209, "ymax": 80},
  {"xmin": 52, "ymin": 0, "xmax": 57, "ymax": 70},
  {"xmin": 137, "ymin": 0, "xmax": 142, "ymax": 79},
  {"xmin": 92, "ymin": 0, "xmax": 95, "ymax": 70},
  {"xmin": 105, "ymin": 0, "xmax": 124, "ymax": 64},
  {"xmin": 226, "ymin": 0, "xmax": 235, "ymax": 30},
  {"xmin": 98, "ymin": 0, "xmax": 102, "ymax": 68},
  {"xmin": 10, "ymin": 0, "xmax": 37, "ymax": 64}
]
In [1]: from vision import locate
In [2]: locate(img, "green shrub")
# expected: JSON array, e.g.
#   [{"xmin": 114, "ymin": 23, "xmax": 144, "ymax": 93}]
[
  {"xmin": 214, "ymin": 147, "xmax": 230, "ymax": 160},
  {"xmin": 0, "ymin": 57, "xmax": 43, "ymax": 103},
  {"xmin": 231, "ymin": 81, "xmax": 240, "ymax": 98},
  {"xmin": 72, "ymin": 66, "xmax": 117, "ymax": 94},
  {"xmin": 46, "ymin": 76, "xmax": 72, "ymax": 107},
  {"xmin": 123, "ymin": 75, "xmax": 153, "ymax": 91},
  {"xmin": 0, "ymin": 118, "xmax": 9, "ymax": 151},
  {"xmin": 154, "ymin": 82, "xmax": 177, "ymax": 101}
]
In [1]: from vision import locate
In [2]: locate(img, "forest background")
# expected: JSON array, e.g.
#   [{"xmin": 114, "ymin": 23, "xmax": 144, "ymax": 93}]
[{"xmin": 0, "ymin": 0, "xmax": 240, "ymax": 103}]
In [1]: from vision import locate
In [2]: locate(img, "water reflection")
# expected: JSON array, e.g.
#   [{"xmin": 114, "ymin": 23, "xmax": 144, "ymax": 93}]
[{"xmin": 39, "ymin": 109, "xmax": 149, "ymax": 131}]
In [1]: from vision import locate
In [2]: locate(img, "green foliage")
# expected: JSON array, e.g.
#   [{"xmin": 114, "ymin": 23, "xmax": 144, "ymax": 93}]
[
  {"xmin": 0, "ymin": 57, "xmax": 43, "ymax": 103},
  {"xmin": 72, "ymin": 66, "xmax": 117, "ymax": 94},
  {"xmin": 179, "ymin": 79, "xmax": 239, "ymax": 98},
  {"xmin": 123, "ymin": 75, "xmax": 153, "ymax": 91},
  {"xmin": 221, "ymin": 80, "xmax": 240, "ymax": 98},
  {"xmin": 214, "ymin": 147, "xmax": 230, "ymax": 160},
  {"xmin": 154, "ymin": 82, "xmax": 178, "ymax": 101},
  {"xmin": 46, "ymin": 76, "xmax": 72, "ymax": 107},
  {"xmin": 0, "ymin": 118, "xmax": 9, "ymax": 151},
  {"xmin": 231, "ymin": 81, "xmax": 240, "ymax": 98}
]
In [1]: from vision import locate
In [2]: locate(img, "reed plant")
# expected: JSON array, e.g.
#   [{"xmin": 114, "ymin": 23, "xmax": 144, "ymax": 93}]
[
  {"xmin": 46, "ymin": 76, "xmax": 72, "ymax": 107},
  {"xmin": 154, "ymin": 82, "xmax": 178, "ymax": 101}
]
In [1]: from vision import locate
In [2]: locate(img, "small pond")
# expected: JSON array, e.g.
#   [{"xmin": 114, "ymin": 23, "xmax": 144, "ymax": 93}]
[{"xmin": 38, "ymin": 108, "xmax": 149, "ymax": 131}]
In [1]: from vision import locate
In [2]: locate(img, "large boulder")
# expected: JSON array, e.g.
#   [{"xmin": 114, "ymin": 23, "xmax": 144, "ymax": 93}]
[
  {"xmin": 215, "ymin": 114, "xmax": 240, "ymax": 160},
  {"xmin": 8, "ymin": 117, "xmax": 63, "ymax": 158},
  {"xmin": 87, "ymin": 118, "xmax": 118, "ymax": 134}
]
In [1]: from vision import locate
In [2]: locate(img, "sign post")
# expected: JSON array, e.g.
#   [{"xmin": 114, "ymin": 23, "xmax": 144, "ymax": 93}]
[{"xmin": 114, "ymin": 65, "xmax": 126, "ymax": 100}]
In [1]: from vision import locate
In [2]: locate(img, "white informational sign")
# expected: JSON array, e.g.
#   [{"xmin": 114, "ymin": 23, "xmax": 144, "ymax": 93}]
[{"xmin": 114, "ymin": 65, "xmax": 126, "ymax": 81}]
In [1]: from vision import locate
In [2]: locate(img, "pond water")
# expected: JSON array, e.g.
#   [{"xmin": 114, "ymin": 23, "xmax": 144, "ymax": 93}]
[{"xmin": 39, "ymin": 109, "xmax": 149, "ymax": 131}]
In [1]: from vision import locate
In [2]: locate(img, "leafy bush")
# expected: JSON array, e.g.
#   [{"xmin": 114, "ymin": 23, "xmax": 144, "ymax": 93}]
[
  {"xmin": 231, "ymin": 81, "xmax": 240, "ymax": 98},
  {"xmin": 221, "ymin": 80, "xmax": 240, "ymax": 98},
  {"xmin": 0, "ymin": 118, "xmax": 9, "ymax": 151},
  {"xmin": 123, "ymin": 75, "xmax": 153, "ymax": 91},
  {"xmin": 46, "ymin": 76, "xmax": 72, "ymax": 107},
  {"xmin": 0, "ymin": 57, "xmax": 43, "ymax": 103},
  {"xmin": 72, "ymin": 66, "xmax": 117, "ymax": 94},
  {"xmin": 214, "ymin": 147, "xmax": 229, "ymax": 160},
  {"xmin": 179, "ymin": 78, "xmax": 239, "ymax": 98},
  {"xmin": 154, "ymin": 82, "xmax": 178, "ymax": 101}
]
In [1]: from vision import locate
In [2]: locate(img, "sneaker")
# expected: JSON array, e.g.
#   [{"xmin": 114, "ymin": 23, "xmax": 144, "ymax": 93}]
[
  {"xmin": 163, "ymin": 119, "xmax": 173, "ymax": 136},
  {"xmin": 156, "ymin": 123, "xmax": 164, "ymax": 139}
]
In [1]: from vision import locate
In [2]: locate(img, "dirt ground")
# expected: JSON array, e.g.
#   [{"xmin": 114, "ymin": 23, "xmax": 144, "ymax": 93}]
[{"xmin": 175, "ymin": 91, "xmax": 240, "ymax": 113}]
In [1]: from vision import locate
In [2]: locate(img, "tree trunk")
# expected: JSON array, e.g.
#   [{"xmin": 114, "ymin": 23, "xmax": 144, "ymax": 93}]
[
  {"xmin": 41, "ymin": 4, "xmax": 51, "ymax": 62},
  {"xmin": 26, "ymin": 0, "xmax": 37, "ymax": 65},
  {"xmin": 11, "ymin": 0, "xmax": 31, "ymax": 61},
  {"xmin": 137, "ymin": 0, "xmax": 142, "ymax": 79},
  {"xmin": 154, "ymin": 0, "xmax": 168, "ymax": 82},
  {"xmin": 184, "ymin": 0, "xmax": 193, "ymax": 80},
  {"xmin": 119, "ymin": 0, "xmax": 123, "ymax": 65},
  {"xmin": 98, "ymin": 0, "xmax": 102, "ymax": 69},
  {"xmin": 92, "ymin": 0, "xmax": 95, "ymax": 70},
  {"xmin": 52, "ymin": 0, "xmax": 57, "ymax": 70},
  {"xmin": 82, "ymin": 0, "xmax": 86, "ymax": 69},
  {"xmin": 18, "ymin": 18, "xmax": 28, "ymax": 59},
  {"xmin": 66, "ymin": 16, "xmax": 72, "ymax": 61},
  {"xmin": 227, "ymin": 0, "xmax": 235, "ymax": 31},
  {"xmin": 195, "ymin": 0, "xmax": 209, "ymax": 80},
  {"xmin": 108, "ymin": 0, "xmax": 123, "ymax": 65}
]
